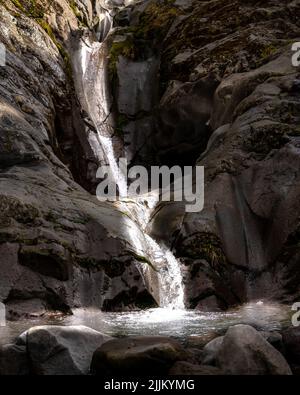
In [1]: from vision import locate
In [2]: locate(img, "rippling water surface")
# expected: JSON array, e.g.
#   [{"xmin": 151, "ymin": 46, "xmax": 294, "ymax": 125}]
[{"xmin": 0, "ymin": 302, "xmax": 292, "ymax": 345}]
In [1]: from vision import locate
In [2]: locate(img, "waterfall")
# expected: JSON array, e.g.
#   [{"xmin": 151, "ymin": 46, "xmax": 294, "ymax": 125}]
[
  {"xmin": 98, "ymin": 134, "xmax": 128, "ymax": 198},
  {"xmin": 145, "ymin": 236, "xmax": 185, "ymax": 309},
  {"xmin": 75, "ymin": 3, "xmax": 185, "ymax": 310}
]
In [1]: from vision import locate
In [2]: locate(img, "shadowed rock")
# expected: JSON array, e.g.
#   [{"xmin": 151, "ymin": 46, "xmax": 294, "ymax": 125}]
[{"xmin": 91, "ymin": 336, "xmax": 187, "ymax": 375}]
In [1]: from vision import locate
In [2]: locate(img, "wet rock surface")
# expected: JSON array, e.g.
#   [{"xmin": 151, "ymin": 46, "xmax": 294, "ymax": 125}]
[{"xmin": 0, "ymin": 0, "xmax": 159, "ymax": 315}]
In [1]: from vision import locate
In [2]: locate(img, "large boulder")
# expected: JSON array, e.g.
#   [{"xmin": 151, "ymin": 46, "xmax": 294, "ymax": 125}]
[
  {"xmin": 216, "ymin": 325, "xmax": 292, "ymax": 375},
  {"xmin": 91, "ymin": 336, "xmax": 187, "ymax": 375},
  {"xmin": 202, "ymin": 336, "xmax": 224, "ymax": 366},
  {"xmin": 25, "ymin": 325, "xmax": 111, "ymax": 375},
  {"xmin": 0, "ymin": 344, "xmax": 29, "ymax": 376}
]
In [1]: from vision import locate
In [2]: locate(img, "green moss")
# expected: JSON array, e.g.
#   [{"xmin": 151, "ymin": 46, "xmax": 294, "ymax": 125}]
[
  {"xmin": 9, "ymin": 0, "xmax": 73, "ymax": 79},
  {"xmin": 245, "ymin": 123, "xmax": 289, "ymax": 155},
  {"xmin": 130, "ymin": 0, "xmax": 180, "ymax": 42},
  {"xmin": 10, "ymin": 0, "xmax": 25, "ymax": 12},
  {"xmin": 260, "ymin": 44, "xmax": 278, "ymax": 59},
  {"xmin": 69, "ymin": 0, "xmax": 88, "ymax": 27},
  {"xmin": 108, "ymin": 38, "xmax": 136, "ymax": 79},
  {"xmin": 36, "ymin": 18, "xmax": 73, "ymax": 79},
  {"xmin": 108, "ymin": 0, "xmax": 180, "ymax": 78},
  {"xmin": 252, "ymin": 44, "xmax": 280, "ymax": 68},
  {"xmin": 11, "ymin": 0, "xmax": 44, "ymax": 18},
  {"xmin": 0, "ymin": 195, "xmax": 40, "ymax": 226},
  {"xmin": 178, "ymin": 232, "xmax": 227, "ymax": 268},
  {"xmin": 69, "ymin": 0, "xmax": 80, "ymax": 17},
  {"xmin": 128, "ymin": 251, "xmax": 158, "ymax": 272}
]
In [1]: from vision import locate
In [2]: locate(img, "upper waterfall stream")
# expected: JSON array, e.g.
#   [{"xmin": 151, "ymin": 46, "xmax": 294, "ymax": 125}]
[{"xmin": 76, "ymin": 5, "xmax": 185, "ymax": 310}]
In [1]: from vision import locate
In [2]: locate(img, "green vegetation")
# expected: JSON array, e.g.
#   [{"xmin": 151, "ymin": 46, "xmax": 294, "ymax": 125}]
[
  {"xmin": 0, "ymin": 195, "xmax": 40, "ymax": 226},
  {"xmin": 69, "ymin": 0, "xmax": 88, "ymax": 27},
  {"xmin": 245, "ymin": 123, "xmax": 290, "ymax": 156},
  {"xmin": 259, "ymin": 44, "xmax": 278, "ymax": 60},
  {"xmin": 108, "ymin": 0, "xmax": 181, "ymax": 78},
  {"xmin": 108, "ymin": 38, "xmax": 136, "ymax": 79},
  {"xmin": 128, "ymin": 250, "xmax": 158, "ymax": 272},
  {"xmin": 254, "ymin": 44, "xmax": 279, "ymax": 67},
  {"xmin": 11, "ymin": 0, "xmax": 44, "ymax": 18},
  {"xmin": 35, "ymin": 18, "xmax": 73, "ymax": 79},
  {"xmin": 180, "ymin": 232, "xmax": 227, "ymax": 268},
  {"xmin": 129, "ymin": 0, "xmax": 180, "ymax": 42},
  {"xmin": 8, "ymin": 0, "xmax": 73, "ymax": 79}
]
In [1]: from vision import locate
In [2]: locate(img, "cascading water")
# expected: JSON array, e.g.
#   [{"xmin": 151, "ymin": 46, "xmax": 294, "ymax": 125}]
[
  {"xmin": 145, "ymin": 235, "xmax": 185, "ymax": 309},
  {"xmin": 75, "ymin": 2, "xmax": 185, "ymax": 310}
]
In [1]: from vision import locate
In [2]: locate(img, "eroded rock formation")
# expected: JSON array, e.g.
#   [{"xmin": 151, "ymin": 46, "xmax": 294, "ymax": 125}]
[{"xmin": 0, "ymin": 0, "xmax": 300, "ymax": 316}]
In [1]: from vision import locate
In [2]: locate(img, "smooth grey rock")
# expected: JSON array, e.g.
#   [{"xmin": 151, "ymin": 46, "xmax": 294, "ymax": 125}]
[
  {"xmin": 217, "ymin": 325, "xmax": 292, "ymax": 375},
  {"xmin": 25, "ymin": 325, "xmax": 111, "ymax": 375},
  {"xmin": 202, "ymin": 336, "xmax": 224, "ymax": 366}
]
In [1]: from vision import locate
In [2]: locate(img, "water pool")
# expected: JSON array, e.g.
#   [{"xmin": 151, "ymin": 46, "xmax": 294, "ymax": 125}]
[{"xmin": 0, "ymin": 302, "xmax": 292, "ymax": 346}]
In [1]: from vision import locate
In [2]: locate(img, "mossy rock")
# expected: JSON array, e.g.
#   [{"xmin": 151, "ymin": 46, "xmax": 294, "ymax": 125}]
[
  {"xmin": 108, "ymin": 0, "xmax": 181, "ymax": 79},
  {"xmin": 10, "ymin": 0, "xmax": 45, "ymax": 18},
  {"xmin": 0, "ymin": 195, "xmax": 40, "ymax": 226},
  {"xmin": 244, "ymin": 122, "xmax": 290, "ymax": 156},
  {"xmin": 177, "ymin": 232, "xmax": 227, "ymax": 268},
  {"xmin": 8, "ymin": 0, "xmax": 73, "ymax": 79}
]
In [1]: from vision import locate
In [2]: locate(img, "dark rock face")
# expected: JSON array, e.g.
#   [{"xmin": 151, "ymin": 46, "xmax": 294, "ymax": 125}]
[
  {"xmin": 131, "ymin": 0, "xmax": 300, "ymax": 308},
  {"xmin": 104, "ymin": 0, "xmax": 300, "ymax": 309},
  {"xmin": 282, "ymin": 327, "xmax": 300, "ymax": 366},
  {"xmin": 0, "ymin": 343, "xmax": 29, "ymax": 376},
  {"xmin": 91, "ymin": 336, "xmax": 187, "ymax": 376},
  {"xmin": 0, "ymin": 0, "xmax": 158, "ymax": 316}
]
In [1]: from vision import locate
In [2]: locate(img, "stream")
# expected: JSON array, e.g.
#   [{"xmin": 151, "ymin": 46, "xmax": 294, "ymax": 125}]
[{"xmin": 0, "ymin": 302, "xmax": 292, "ymax": 346}]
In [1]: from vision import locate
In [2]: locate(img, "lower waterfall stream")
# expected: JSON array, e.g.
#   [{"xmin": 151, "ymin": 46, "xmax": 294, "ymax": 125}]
[{"xmin": 76, "ymin": 5, "xmax": 186, "ymax": 310}]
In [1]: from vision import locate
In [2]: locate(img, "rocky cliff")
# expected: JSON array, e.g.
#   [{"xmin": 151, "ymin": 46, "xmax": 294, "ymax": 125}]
[{"xmin": 0, "ymin": 0, "xmax": 300, "ymax": 317}]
